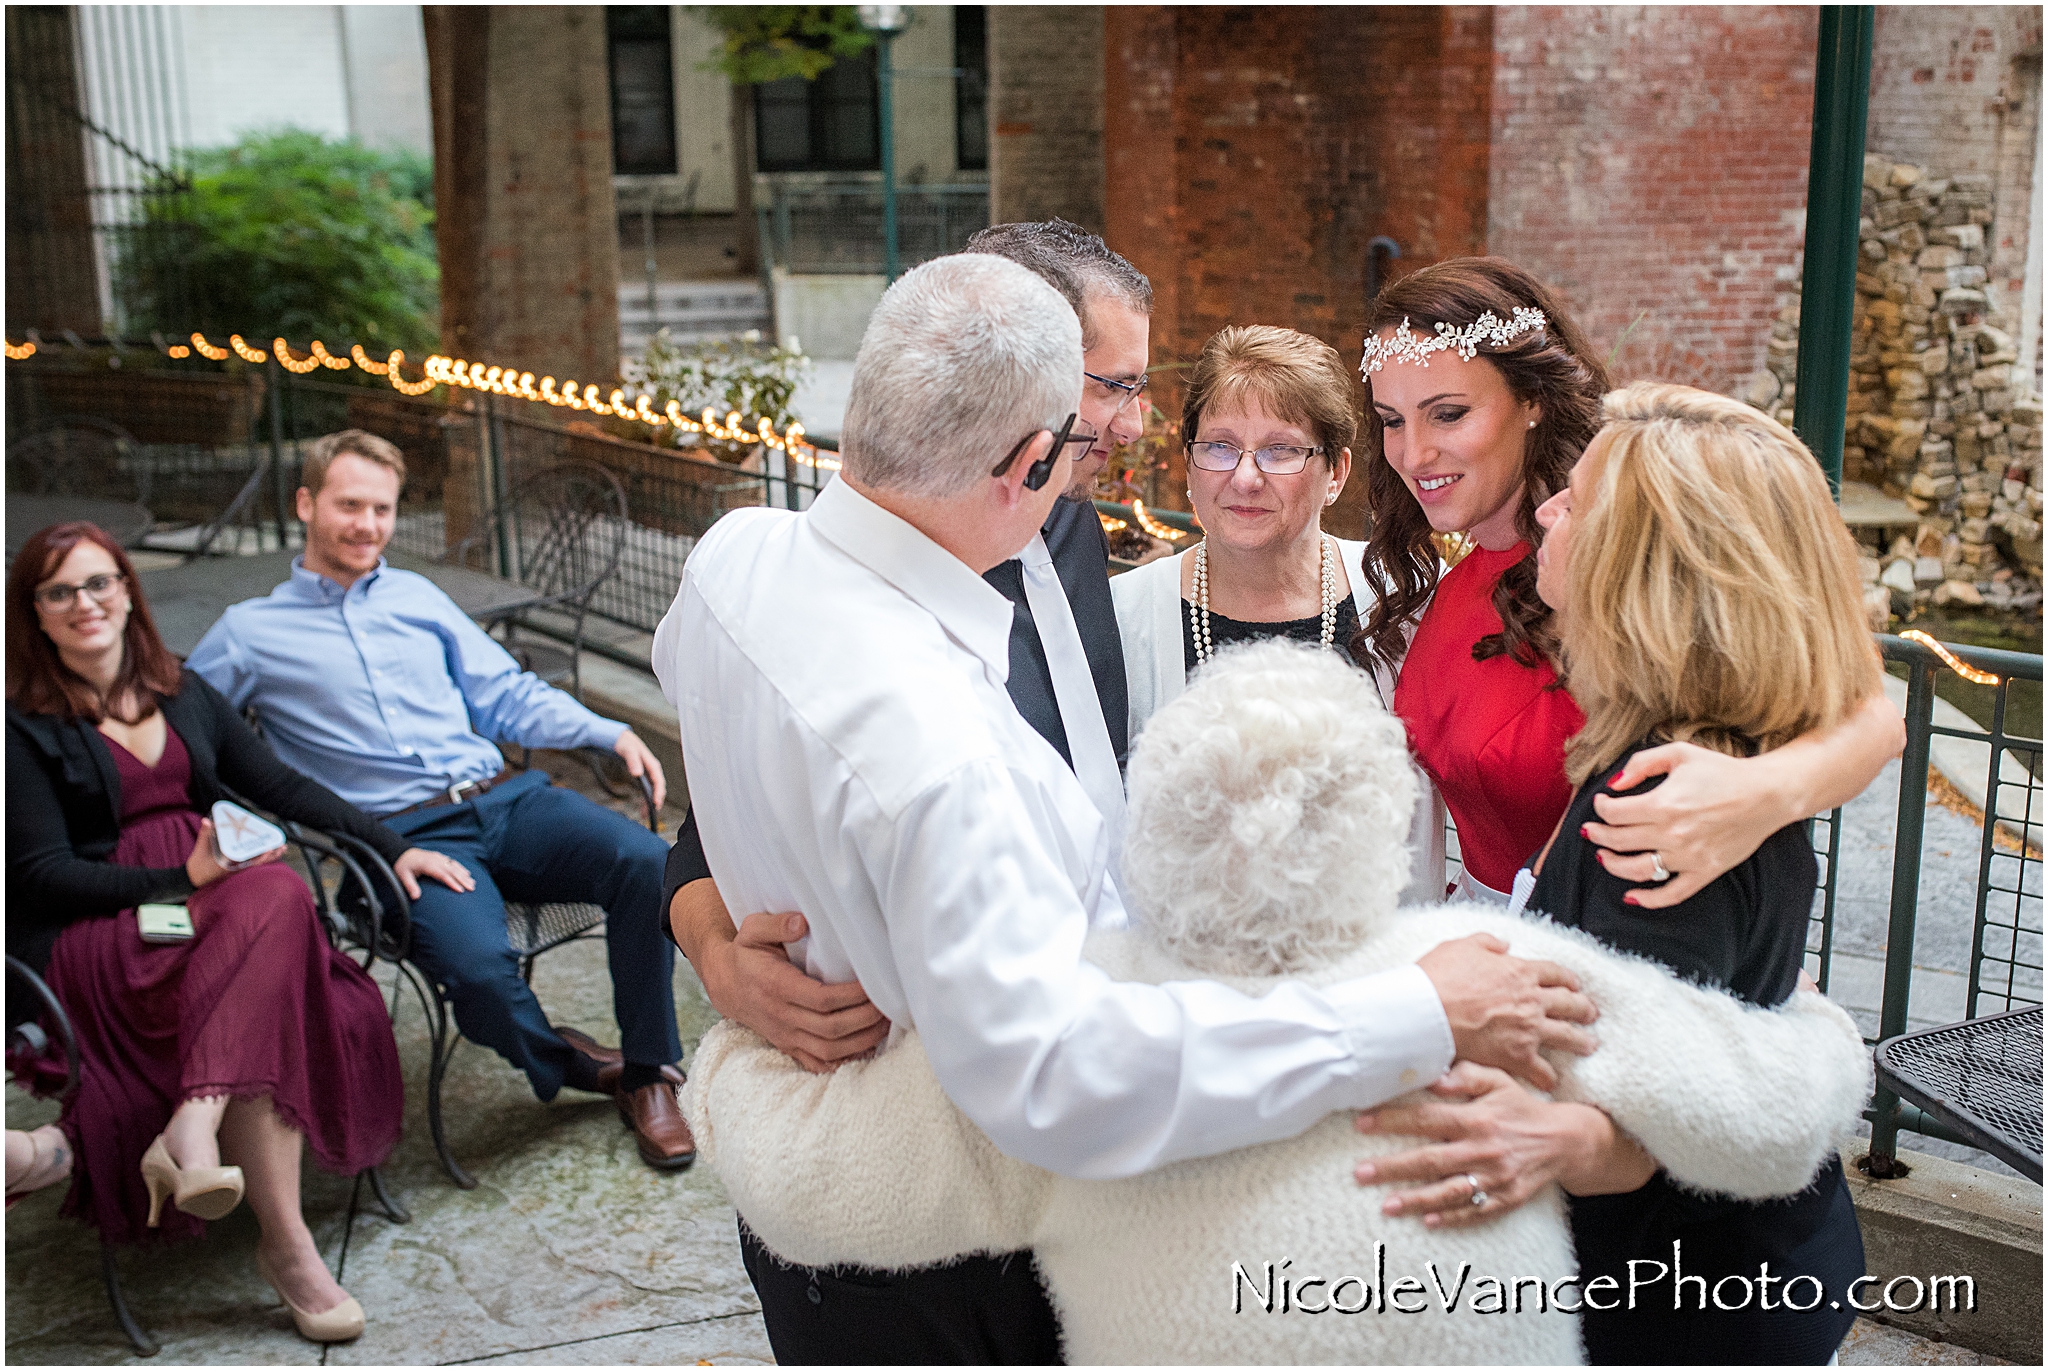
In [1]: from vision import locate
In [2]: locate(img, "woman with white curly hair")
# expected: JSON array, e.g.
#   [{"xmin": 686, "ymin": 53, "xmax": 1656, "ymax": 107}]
[{"xmin": 682, "ymin": 635, "xmax": 1873, "ymax": 1364}]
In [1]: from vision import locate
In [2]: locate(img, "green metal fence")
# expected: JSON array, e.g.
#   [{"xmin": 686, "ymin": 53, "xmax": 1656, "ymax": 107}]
[{"xmin": 1838, "ymin": 636, "xmax": 2042, "ymax": 1169}]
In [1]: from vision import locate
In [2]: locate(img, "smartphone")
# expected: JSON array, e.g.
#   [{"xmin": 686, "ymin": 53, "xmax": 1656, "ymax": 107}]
[
  {"xmin": 137, "ymin": 903, "xmax": 195, "ymax": 944},
  {"xmin": 211, "ymin": 800, "xmax": 286, "ymax": 865}
]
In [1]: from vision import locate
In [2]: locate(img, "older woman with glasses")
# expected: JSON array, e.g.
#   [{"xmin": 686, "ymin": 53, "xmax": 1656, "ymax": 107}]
[
  {"xmin": 5, "ymin": 522, "xmax": 461, "ymax": 1342},
  {"xmin": 1112, "ymin": 327, "xmax": 1367, "ymax": 706},
  {"xmin": 1112, "ymin": 326, "xmax": 1449, "ymax": 898}
]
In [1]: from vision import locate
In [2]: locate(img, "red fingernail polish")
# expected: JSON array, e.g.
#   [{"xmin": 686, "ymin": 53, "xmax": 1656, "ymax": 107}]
[
  {"xmin": 1609, "ymin": 770, "xmax": 1626, "ymax": 786},
  {"xmin": 1623, "ymin": 893, "xmax": 1640, "ymax": 906},
  {"xmin": 1579, "ymin": 824, "xmax": 1590, "ymax": 839},
  {"xmin": 1595, "ymin": 851, "xmax": 1607, "ymax": 866}
]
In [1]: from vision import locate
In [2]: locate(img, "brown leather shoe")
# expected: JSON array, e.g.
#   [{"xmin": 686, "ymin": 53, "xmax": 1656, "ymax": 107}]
[
  {"xmin": 616, "ymin": 1080, "xmax": 697, "ymax": 1171},
  {"xmin": 553, "ymin": 1025, "xmax": 684, "ymax": 1094}
]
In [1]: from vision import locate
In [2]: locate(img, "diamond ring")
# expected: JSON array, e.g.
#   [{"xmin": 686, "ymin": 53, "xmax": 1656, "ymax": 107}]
[
  {"xmin": 1464, "ymin": 1173, "xmax": 1487, "ymax": 1207},
  {"xmin": 1649, "ymin": 851, "xmax": 1672, "ymax": 883}
]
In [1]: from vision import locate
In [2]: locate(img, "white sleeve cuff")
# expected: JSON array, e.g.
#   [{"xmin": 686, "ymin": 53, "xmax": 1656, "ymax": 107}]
[{"xmin": 1321, "ymin": 963, "xmax": 1456, "ymax": 1107}]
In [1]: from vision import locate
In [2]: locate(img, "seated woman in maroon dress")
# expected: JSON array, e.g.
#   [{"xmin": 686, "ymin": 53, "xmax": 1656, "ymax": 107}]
[{"xmin": 6, "ymin": 521, "xmax": 469, "ymax": 1344}]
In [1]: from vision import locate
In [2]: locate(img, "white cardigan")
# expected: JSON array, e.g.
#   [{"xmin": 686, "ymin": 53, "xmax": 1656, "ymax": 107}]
[
  {"xmin": 1111, "ymin": 540, "xmax": 1447, "ymax": 904},
  {"xmin": 686, "ymin": 909, "xmax": 1874, "ymax": 1365}
]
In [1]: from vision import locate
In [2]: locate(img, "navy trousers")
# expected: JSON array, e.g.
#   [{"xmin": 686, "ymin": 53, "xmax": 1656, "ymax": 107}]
[{"xmin": 385, "ymin": 769, "xmax": 679, "ymax": 1100}]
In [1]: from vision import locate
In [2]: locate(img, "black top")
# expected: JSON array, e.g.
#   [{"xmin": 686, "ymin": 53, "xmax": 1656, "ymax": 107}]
[
  {"xmin": 7, "ymin": 670, "xmax": 410, "ymax": 973},
  {"xmin": 1528, "ymin": 737, "xmax": 1862, "ymax": 1365},
  {"xmin": 1178, "ymin": 594, "xmax": 1362, "ymax": 676},
  {"xmin": 662, "ymin": 496, "xmax": 1129, "ymax": 918}
]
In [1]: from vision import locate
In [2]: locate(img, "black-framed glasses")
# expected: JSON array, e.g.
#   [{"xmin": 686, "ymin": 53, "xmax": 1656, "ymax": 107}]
[
  {"xmin": 1187, "ymin": 440, "xmax": 1326, "ymax": 475},
  {"xmin": 1085, "ymin": 370, "xmax": 1149, "ymax": 417},
  {"xmin": 992, "ymin": 412, "xmax": 1096, "ymax": 487},
  {"xmin": 33, "ymin": 572, "xmax": 127, "ymax": 611}
]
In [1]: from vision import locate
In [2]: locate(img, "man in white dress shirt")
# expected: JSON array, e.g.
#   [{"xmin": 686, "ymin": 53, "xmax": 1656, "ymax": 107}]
[{"xmin": 657, "ymin": 255, "xmax": 1598, "ymax": 1362}]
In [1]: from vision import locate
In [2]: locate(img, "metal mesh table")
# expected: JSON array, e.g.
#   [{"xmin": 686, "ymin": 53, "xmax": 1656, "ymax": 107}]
[{"xmin": 1875, "ymin": 1007, "xmax": 2042, "ymax": 1181}]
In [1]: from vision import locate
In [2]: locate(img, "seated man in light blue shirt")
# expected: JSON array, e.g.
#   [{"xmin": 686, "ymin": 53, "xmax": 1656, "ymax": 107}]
[{"xmin": 187, "ymin": 429, "xmax": 694, "ymax": 1171}]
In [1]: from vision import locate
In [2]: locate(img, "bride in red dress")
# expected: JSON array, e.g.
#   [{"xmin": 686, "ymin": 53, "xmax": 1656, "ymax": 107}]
[
  {"xmin": 7, "ymin": 522, "xmax": 466, "ymax": 1342},
  {"xmin": 1351, "ymin": 257, "xmax": 1903, "ymax": 907}
]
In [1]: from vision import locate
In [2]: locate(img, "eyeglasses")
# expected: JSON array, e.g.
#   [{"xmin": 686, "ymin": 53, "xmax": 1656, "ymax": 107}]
[
  {"xmin": 34, "ymin": 572, "xmax": 127, "ymax": 611},
  {"xmin": 1085, "ymin": 371, "xmax": 1149, "ymax": 418},
  {"xmin": 1187, "ymin": 440, "xmax": 1326, "ymax": 475},
  {"xmin": 992, "ymin": 413, "xmax": 1098, "ymax": 490}
]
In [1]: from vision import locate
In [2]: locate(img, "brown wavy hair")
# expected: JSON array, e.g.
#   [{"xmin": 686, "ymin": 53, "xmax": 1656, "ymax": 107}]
[
  {"xmin": 1351, "ymin": 257, "xmax": 1609, "ymax": 675},
  {"xmin": 6, "ymin": 522, "xmax": 182, "ymax": 722},
  {"xmin": 1181, "ymin": 325, "xmax": 1358, "ymax": 463}
]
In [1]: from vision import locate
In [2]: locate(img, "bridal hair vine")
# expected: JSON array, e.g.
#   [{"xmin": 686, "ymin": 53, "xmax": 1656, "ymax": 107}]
[{"xmin": 1359, "ymin": 307, "xmax": 1547, "ymax": 374}]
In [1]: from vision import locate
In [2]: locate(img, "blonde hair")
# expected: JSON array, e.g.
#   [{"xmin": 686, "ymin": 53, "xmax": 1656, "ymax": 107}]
[
  {"xmin": 1561, "ymin": 382, "xmax": 1882, "ymax": 785},
  {"xmin": 1181, "ymin": 325, "xmax": 1357, "ymax": 461}
]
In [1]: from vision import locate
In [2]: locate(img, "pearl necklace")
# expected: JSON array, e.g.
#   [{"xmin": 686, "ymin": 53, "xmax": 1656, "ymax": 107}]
[{"xmin": 1191, "ymin": 535, "xmax": 1339, "ymax": 667}]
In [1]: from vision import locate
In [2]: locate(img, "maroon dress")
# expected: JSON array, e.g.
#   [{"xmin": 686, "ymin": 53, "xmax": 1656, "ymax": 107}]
[{"xmin": 40, "ymin": 725, "xmax": 403, "ymax": 1245}]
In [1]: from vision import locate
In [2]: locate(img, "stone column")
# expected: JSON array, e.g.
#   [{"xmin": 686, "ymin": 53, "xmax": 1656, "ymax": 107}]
[{"xmin": 426, "ymin": 5, "xmax": 621, "ymax": 386}]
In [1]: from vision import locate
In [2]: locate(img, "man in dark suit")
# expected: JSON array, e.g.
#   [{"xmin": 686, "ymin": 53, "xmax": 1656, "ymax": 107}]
[{"xmin": 660, "ymin": 222, "xmax": 1153, "ymax": 1362}]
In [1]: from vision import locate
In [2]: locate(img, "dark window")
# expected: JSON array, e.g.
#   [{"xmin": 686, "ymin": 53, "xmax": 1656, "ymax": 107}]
[
  {"xmin": 954, "ymin": 6, "xmax": 987, "ymax": 172},
  {"xmin": 608, "ymin": 6, "xmax": 676, "ymax": 176},
  {"xmin": 754, "ymin": 50, "xmax": 880, "ymax": 172}
]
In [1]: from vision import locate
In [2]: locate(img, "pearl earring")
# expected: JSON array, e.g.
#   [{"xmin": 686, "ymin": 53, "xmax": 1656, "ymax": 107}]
[{"xmin": 1528, "ymin": 419, "xmax": 1537, "ymax": 429}]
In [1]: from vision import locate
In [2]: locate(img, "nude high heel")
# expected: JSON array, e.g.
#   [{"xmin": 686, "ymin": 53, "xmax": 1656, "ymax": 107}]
[
  {"xmin": 257, "ymin": 1249, "xmax": 365, "ymax": 1343},
  {"xmin": 139, "ymin": 1134, "xmax": 244, "ymax": 1226}
]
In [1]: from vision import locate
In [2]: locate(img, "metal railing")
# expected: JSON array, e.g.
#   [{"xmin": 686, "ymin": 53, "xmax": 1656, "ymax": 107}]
[
  {"xmin": 4, "ymin": 356, "xmax": 833, "ymax": 636},
  {"xmin": 756, "ymin": 180, "xmax": 989, "ymax": 276},
  {"xmin": 1832, "ymin": 635, "xmax": 2042, "ymax": 1169}
]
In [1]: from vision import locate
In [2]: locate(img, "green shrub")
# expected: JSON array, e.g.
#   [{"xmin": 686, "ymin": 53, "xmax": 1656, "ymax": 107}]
[{"xmin": 120, "ymin": 128, "xmax": 438, "ymax": 358}]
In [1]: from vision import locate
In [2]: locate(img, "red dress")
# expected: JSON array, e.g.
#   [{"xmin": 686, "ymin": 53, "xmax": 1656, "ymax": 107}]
[
  {"xmin": 1393, "ymin": 543, "xmax": 1585, "ymax": 894},
  {"xmin": 40, "ymin": 726, "xmax": 403, "ymax": 1246}
]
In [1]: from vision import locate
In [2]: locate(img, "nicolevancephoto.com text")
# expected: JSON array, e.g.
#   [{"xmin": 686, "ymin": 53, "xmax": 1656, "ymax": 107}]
[{"xmin": 1233, "ymin": 1244, "xmax": 1981, "ymax": 1319}]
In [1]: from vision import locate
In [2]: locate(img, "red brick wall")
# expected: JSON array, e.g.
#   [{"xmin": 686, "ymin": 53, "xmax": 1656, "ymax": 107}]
[
  {"xmin": 1103, "ymin": 6, "xmax": 1493, "ymax": 524},
  {"xmin": 1487, "ymin": 6, "xmax": 1819, "ymax": 393}
]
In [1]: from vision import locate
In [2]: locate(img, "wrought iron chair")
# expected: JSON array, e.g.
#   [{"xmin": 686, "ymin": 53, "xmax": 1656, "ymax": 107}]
[
  {"xmin": 183, "ymin": 452, "xmax": 271, "ymax": 558},
  {"xmin": 442, "ymin": 461, "xmax": 628, "ymax": 701},
  {"xmin": 4, "ymin": 955, "xmax": 158, "ymax": 1356},
  {"xmin": 278, "ymin": 764, "xmax": 658, "ymax": 1190},
  {"xmin": 7, "ymin": 416, "xmax": 149, "ymax": 505},
  {"xmin": 6, "ymin": 893, "xmax": 409, "ymax": 1356}
]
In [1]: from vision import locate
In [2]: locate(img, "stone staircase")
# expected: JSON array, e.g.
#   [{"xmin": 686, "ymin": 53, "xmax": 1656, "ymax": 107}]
[{"xmin": 618, "ymin": 279, "xmax": 771, "ymax": 359}]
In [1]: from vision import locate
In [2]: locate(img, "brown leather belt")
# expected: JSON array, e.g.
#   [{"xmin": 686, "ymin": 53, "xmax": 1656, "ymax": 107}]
[{"xmin": 384, "ymin": 766, "xmax": 519, "ymax": 819}]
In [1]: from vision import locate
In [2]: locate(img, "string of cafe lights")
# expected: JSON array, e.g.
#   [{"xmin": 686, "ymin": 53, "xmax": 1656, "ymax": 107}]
[
  {"xmin": 1899, "ymin": 629, "xmax": 2002, "ymax": 685},
  {"xmin": 5, "ymin": 329, "xmax": 824, "ymax": 462}
]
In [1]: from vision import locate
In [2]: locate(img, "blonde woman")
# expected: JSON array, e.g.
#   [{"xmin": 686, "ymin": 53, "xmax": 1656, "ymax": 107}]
[{"xmin": 1366, "ymin": 383, "xmax": 1878, "ymax": 1364}]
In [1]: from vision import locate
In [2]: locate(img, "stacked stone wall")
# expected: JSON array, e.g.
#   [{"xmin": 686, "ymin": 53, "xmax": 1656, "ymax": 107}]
[{"xmin": 1743, "ymin": 153, "xmax": 2042, "ymax": 621}]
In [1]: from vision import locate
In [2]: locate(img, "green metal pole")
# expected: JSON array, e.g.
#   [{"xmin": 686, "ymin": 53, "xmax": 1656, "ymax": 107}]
[
  {"xmin": 879, "ymin": 31, "xmax": 899, "ymax": 283},
  {"xmin": 1792, "ymin": 6, "xmax": 1874, "ymax": 500},
  {"xmin": 1866, "ymin": 649, "xmax": 1936, "ymax": 1174}
]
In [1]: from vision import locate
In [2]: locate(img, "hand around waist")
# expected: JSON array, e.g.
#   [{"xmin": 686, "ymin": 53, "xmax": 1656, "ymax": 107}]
[
  {"xmin": 671, "ymin": 877, "xmax": 890, "ymax": 1072},
  {"xmin": 1352, "ymin": 1061, "xmax": 1656, "ymax": 1229}
]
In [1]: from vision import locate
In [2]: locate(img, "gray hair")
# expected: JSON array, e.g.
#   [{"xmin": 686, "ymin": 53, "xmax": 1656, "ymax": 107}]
[
  {"xmin": 963, "ymin": 219, "xmax": 1152, "ymax": 345},
  {"xmin": 841, "ymin": 254, "xmax": 1083, "ymax": 498}
]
